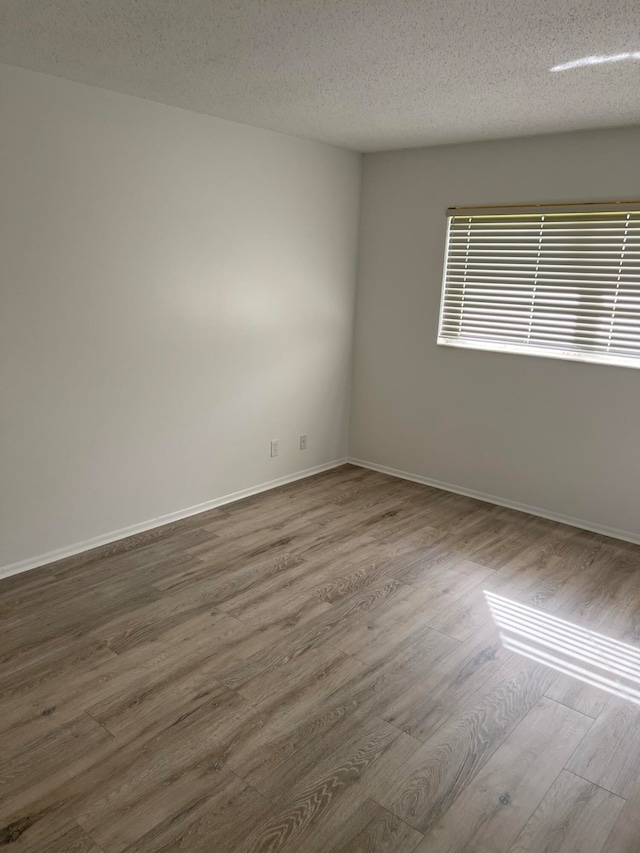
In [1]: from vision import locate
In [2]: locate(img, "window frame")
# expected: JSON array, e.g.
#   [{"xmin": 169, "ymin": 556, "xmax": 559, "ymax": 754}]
[{"xmin": 436, "ymin": 202, "xmax": 640, "ymax": 370}]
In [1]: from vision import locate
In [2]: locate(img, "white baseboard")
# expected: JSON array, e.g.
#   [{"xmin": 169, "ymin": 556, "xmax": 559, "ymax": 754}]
[
  {"xmin": 6, "ymin": 455, "xmax": 636, "ymax": 581},
  {"xmin": 349, "ymin": 457, "xmax": 640, "ymax": 547},
  {"xmin": 0, "ymin": 459, "xmax": 349, "ymax": 580}
]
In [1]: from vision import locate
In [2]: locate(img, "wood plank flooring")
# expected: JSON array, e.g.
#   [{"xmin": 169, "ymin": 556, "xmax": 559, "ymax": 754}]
[{"xmin": 1, "ymin": 464, "xmax": 639, "ymax": 852}]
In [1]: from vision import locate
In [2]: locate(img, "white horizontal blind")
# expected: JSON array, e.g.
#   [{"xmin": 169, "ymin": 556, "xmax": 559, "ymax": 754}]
[{"xmin": 438, "ymin": 205, "xmax": 640, "ymax": 368}]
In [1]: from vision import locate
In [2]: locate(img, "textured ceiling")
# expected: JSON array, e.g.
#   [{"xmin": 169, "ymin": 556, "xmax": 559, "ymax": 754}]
[{"xmin": 1, "ymin": 0, "xmax": 639, "ymax": 151}]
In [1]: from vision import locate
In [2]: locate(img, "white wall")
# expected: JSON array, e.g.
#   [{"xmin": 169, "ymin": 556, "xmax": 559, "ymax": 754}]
[
  {"xmin": 0, "ymin": 65, "xmax": 361, "ymax": 570},
  {"xmin": 351, "ymin": 127, "xmax": 640, "ymax": 540}
]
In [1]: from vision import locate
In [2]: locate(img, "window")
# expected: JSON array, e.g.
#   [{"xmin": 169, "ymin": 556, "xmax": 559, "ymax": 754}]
[{"xmin": 437, "ymin": 203, "xmax": 640, "ymax": 368}]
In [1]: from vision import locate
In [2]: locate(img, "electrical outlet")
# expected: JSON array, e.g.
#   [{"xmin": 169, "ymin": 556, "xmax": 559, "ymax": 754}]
[
  {"xmin": 270, "ymin": 439, "xmax": 279, "ymax": 458},
  {"xmin": 299, "ymin": 434, "xmax": 308, "ymax": 450}
]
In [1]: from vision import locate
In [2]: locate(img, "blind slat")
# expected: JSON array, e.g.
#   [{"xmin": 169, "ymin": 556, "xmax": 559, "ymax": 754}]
[
  {"xmin": 442, "ymin": 311, "xmax": 640, "ymax": 328},
  {"xmin": 441, "ymin": 321, "xmax": 640, "ymax": 343}
]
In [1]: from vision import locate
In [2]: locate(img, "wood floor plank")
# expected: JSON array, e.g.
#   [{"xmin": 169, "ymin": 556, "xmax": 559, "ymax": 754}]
[
  {"xmin": 86, "ymin": 654, "xmax": 241, "ymax": 739},
  {"xmin": 385, "ymin": 543, "xmax": 464, "ymax": 587},
  {"xmin": 230, "ymin": 630, "xmax": 451, "ymax": 793},
  {"xmin": 236, "ymin": 722, "xmax": 403, "ymax": 852},
  {"xmin": 308, "ymin": 562, "xmax": 394, "ymax": 606},
  {"xmin": 545, "ymin": 671, "xmax": 611, "ymax": 718},
  {"xmin": 0, "ymin": 610, "xmax": 247, "ymax": 751},
  {"xmin": 455, "ymin": 520, "xmax": 535, "ymax": 571},
  {"xmin": 74, "ymin": 698, "xmax": 258, "ymax": 852},
  {"xmin": 382, "ymin": 621, "xmax": 511, "ymax": 741},
  {"xmin": 565, "ymin": 698, "xmax": 640, "ymax": 797},
  {"xmin": 0, "ymin": 686, "xmax": 253, "ymax": 848},
  {"xmin": 513, "ymin": 548, "xmax": 604, "ymax": 616},
  {"xmin": 1, "ymin": 465, "xmax": 638, "ymax": 852},
  {"xmin": 0, "ymin": 580, "xmax": 163, "ymax": 656},
  {"xmin": 507, "ymin": 769, "xmax": 624, "ymax": 853},
  {"xmin": 236, "ymin": 643, "xmax": 364, "ymax": 707},
  {"xmin": 214, "ymin": 576, "xmax": 410, "ymax": 691},
  {"xmin": 414, "ymin": 697, "xmax": 592, "ymax": 852},
  {"xmin": 318, "ymin": 624, "xmax": 459, "ymax": 723},
  {"xmin": 0, "ymin": 713, "xmax": 113, "ymax": 803},
  {"xmin": 333, "ymin": 561, "xmax": 493, "ymax": 663},
  {"xmin": 0, "ymin": 818, "xmax": 104, "ymax": 851},
  {"xmin": 375, "ymin": 655, "xmax": 559, "ymax": 833},
  {"xmin": 216, "ymin": 558, "xmax": 337, "ymax": 628},
  {"xmin": 244, "ymin": 785, "xmax": 381, "ymax": 853},
  {"xmin": 332, "ymin": 802, "xmax": 423, "ymax": 853},
  {"xmin": 77, "ymin": 763, "xmax": 240, "ymax": 853},
  {"xmin": 224, "ymin": 654, "xmax": 369, "ymax": 785},
  {"xmin": 0, "ymin": 634, "xmax": 118, "ymax": 704},
  {"xmin": 304, "ymin": 535, "xmax": 435, "ymax": 607},
  {"xmin": 556, "ymin": 550, "xmax": 640, "ymax": 636},
  {"xmin": 320, "ymin": 799, "xmax": 384, "ymax": 853},
  {"xmin": 151, "ymin": 551, "xmax": 318, "ymax": 626},
  {"xmin": 425, "ymin": 580, "xmax": 496, "ymax": 641},
  {"xmin": 396, "ymin": 491, "xmax": 490, "ymax": 536},
  {"xmin": 89, "ymin": 577, "xmax": 250, "ymax": 654},
  {"xmin": 121, "ymin": 775, "xmax": 271, "ymax": 853},
  {"xmin": 154, "ymin": 523, "xmax": 322, "ymax": 593},
  {"xmin": 356, "ymin": 732, "xmax": 425, "ymax": 804},
  {"xmin": 602, "ymin": 778, "xmax": 640, "ymax": 853}
]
